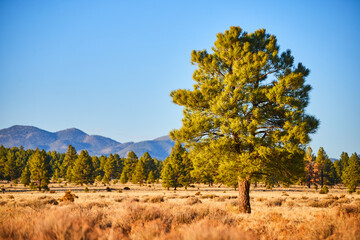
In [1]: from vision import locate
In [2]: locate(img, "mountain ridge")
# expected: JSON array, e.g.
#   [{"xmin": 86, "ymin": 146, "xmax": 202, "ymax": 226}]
[{"xmin": 0, "ymin": 125, "xmax": 174, "ymax": 159}]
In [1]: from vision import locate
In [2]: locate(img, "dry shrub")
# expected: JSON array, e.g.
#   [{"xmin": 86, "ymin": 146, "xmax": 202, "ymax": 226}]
[
  {"xmin": 185, "ymin": 197, "xmax": 202, "ymax": 205},
  {"xmin": 195, "ymin": 191, "xmax": 201, "ymax": 196},
  {"xmin": 179, "ymin": 195, "xmax": 191, "ymax": 199},
  {"xmin": 216, "ymin": 196, "xmax": 227, "ymax": 202},
  {"xmin": 149, "ymin": 195, "xmax": 164, "ymax": 203},
  {"xmin": 308, "ymin": 199, "xmax": 335, "ymax": 208},
  {"xmin": 335, "ymin": 203, "xmax": 360, "ymax": 217},
  {"xmin": 286, "ymin": 200, "xmax": 296, "ymax": 208},
  {"xmin": 164, "ymin": 219, "xmax": 255, "ymax": 240},
  {"xmin": 7, "ymin": 195, "xmax": 14, "ymax": 199},
  {"xmin": 256, "ymin": 197, "xmax": 266, "ymax": 202},
  {"xmin": 200, "ymin": 194, "xmax": 218, "ymax": 199},
  {"xmin": 265, "ymin": 198, "xmax": 284, "ymax": 207},
  {"xmin": 60, "ymin": 190, "xmax": 75, "ymax": 202},
  {"xmin": 18, "ymin": 197, "xmax": 58, "ymax": 209},
  {"xmin": 130, "ymin": 219, "xmax": 167, "ymax": 240},
  {"xmin": 0, "ymin": 201, "xmax": 7, "ymax": 206}
]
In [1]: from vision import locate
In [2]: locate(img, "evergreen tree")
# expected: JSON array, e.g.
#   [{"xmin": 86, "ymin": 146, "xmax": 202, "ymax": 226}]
[
  {"xmin": 161, "ymin": 142, "xmax": 192, "ymax": 190},
  {"xmin": 103, "ymin": 154, "xmax": 117, "ymax": 183},
  {"xmin": 161, "ymin": 160, "xmax": 175, "ymax": 190},
  {"xmin": 20, "ymin": 165, "xmax": 31, "ymax": 186},
  {"xmin": 142, "ymin": 152, "xmax": 156, "ymax": 180},
  {"xmin": 148, "ymin": 171, "xmax": 155, "ymax": 184},
  {"xmin": 120, "ymin": 151, "xmax": 138, "ymax": 184},
  {"xmin": 4, "ymin": 150, "xmax": 18, "ymax": 180},
  {"xmin": 60, "ymin": 145, "xmax": 77, "ymax": 181},
  {"xmin": 28, "ymin": 149, "xmax": 51, "ymax": 190},
  {"xmin": 134, "ymin": 158, "xmax": 147, "ymax": 185},
  {"xmin": 71, "ymin": 150, "xmax": 94, "ymax": 185},
  {"xmin": 190, "ymin": 145, "xmax": 218, "ymax": 186},
  {"xmin": 170, "ymin": 26, "xmax": 319, "ymax": 213},
  {"xmin": 315, "ymin": 147, "xmax": 327, "ymax": 188},
  {"xmin": 304, "ymin": 146, "xmax": 316, "ymax": 188},
  {"xmin": 342, "ymin": 153, "xmax": 360, "ymax": 193}
]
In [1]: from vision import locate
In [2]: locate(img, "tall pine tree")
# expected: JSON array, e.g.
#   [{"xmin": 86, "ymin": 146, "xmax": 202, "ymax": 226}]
[{"xmin": 170, "ymin": 26, "xmax": 319, "ymax": 213}]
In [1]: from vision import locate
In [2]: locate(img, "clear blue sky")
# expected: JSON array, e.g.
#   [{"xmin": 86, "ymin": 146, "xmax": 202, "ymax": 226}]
[{"xmin": 0, "ymin": 1, "xmax": 359, "ymax": 158}]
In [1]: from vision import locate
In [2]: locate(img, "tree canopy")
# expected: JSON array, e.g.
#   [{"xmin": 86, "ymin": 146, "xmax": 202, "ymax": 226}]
[{"xmin": 170, "ymin": 26, "xmax": 319, "ymax": 213}]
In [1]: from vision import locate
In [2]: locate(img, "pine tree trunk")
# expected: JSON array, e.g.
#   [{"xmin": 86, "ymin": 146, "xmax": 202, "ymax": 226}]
[{"xmin": 238, "ymin": 178, "xmax": 251, "ymax": 213}]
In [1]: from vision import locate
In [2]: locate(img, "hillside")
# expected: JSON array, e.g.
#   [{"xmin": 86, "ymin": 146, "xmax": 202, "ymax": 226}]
[{"xmin": 0, "ymin": 125, "xmax": 174, "ymax": 159}]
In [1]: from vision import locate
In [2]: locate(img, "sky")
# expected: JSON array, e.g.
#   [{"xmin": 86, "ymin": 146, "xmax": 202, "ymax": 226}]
[{"xmin": 0, "ymin": 0, "xmax": 359, "ymax": 158}]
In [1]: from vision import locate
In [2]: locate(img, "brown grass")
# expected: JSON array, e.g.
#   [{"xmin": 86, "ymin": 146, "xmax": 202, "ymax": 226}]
[{"xmin": 0, "ymin": 183, "xmax": 359, "ymax": 239}]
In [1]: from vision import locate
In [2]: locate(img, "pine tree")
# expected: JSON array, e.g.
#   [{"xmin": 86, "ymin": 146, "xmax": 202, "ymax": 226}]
[
  {"xmin": 134, "ymin": 158, "xmax": 146, "ymax": 185},
  {"xmin": 121, "ymin": 151, "xmax": 138, "ymax": 184},
  {"xmin": 316, "ymin": 147, "xmax": 327, "ymax": 188},
  {"xmin": 161, "ymin": 160, "xmax": 175, "ymax": 190},
  {"xmin": 161, "ymin": 142, "xmax": 192, "ymax": 190},
  {"xmin": 60, "ymin": 145, "xmax": 77, "ymax": 181},
  {"xmin": 28, "ymin": 149, "xmax": 50, "ymax": 190},
  {"xmin": 170, "ymin": 26, "xmax": 319, "ymax": 213},
  {"xmin": 20, "ymin": 165, "xmax": 31, "ymax": 186},
  {"xmin": 148, "ymin": 171, "xmax": 155, "ymax": 184},
  {"xmin": 71, "ymin": 150, "xmax": 94, "ymax": 185},
  {"xmin": 342, "ymin": 153, "xmax": 360, "ymax": 193},
  {"xmin": 103, "ymin": 154, "xmax": 117, "ymax": 183},
  {"xmin": 304, "ymin": 146, "xmax": 316, "ymax": 188},
  {"xmin": 142, "ymin": 152, "xmax": 156, "ymax": 180},
  {"xmin": 4, "ymin": 150, "xmax": 18, "ymax": 181}
]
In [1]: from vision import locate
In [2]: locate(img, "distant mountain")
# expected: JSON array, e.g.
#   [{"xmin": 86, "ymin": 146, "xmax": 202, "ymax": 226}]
[{"xmin": 0, "ymin": 125, "xmax": 174, "ymax": 159}]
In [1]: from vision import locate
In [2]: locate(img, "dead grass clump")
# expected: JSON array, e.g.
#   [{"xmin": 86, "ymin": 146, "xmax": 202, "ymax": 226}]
[
  {"xmin": 265, "ymin": 198, "xmax": 285, "ymax": 207},
  {"xmin": 335, "ymin": 203, "xmax": 360, "ymax": 217},
  {"xmin": 164, "ymin": 219, "xmax": 255, "ymax": 240},
  {"xmin": 195, "ymin": 191, "xmax": 201, "ymax": 196},
  {"xmin": 60, "ymin": 190, "xmax": 75, "ymax": 202},
  {"xmin": 185, "ymin": 197, "xmax": 202, "ymax": 205},
  {"xmin": 7, "ymin": 195, "xmax": 14, "ymax": 199},
  {"xmin": 308, "ymin": 199, "xmax": 335, "ymax": 208},
  {"xmin": 143, "ymin": 195, "xmax": 165, "ymax": 203},
  {"xmin": 216, "ymin": 196, "xmax": 227, "ymax": 202},
  {"xmin": 200, "ymin": 194, "xmax": 218, "ymax": 199},
  {"xmin": 0, "ymin": 201, "xmax": 7, "ymax": 206},
  {"xmin": 257, "ymin": 197, "xmax": 267, "ymax": 202},
  {"xmin": 179, "ymin": 195, "xmax": 191, "ymax": 199}
]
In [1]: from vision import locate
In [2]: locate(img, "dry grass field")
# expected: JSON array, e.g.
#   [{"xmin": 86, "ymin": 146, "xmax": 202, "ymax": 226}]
[{"xmin": 0, "ymin": 182, "xmax": 359, "ymax": 240}]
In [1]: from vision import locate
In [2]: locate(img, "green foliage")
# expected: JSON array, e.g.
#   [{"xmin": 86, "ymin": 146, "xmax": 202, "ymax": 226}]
[
  {"xmin": 170, "ymin": 26, "xmax": 318, "ymax": 212},
  {"xmin": 342, "ymin": 153, "xmax": 360, "ymax": 193},
  {"xmin": 20, "ymin": 166, "xmax": 31, "ymax": 186},
  {"xmin": 319, "ymin": 185, "xmax": 329, "ymax": 194},
  {"xmin": 315, "ymin": 147, "xmax": 337, "ymax": 187},
  {"xmin": 28, "ymin": 149, "xmax": 50, "ymax": 190},
  {"xmin": 161, "ymin": 142, "xmax": 192, "ymax": 190},
  {"xmin": 171, "ymin": 26, "xmax": 318, "ymax": 182},
  {"xmin": 71, "ymin": 150, "xmax": 94, "ymax": 185},
  {"xmin": 120, "ymin": 151, "xmax": 138, "ymax": 184},
  {"xmin": 60, "ymin": 145, "xmax": 77, "ymax": 181},
  {"xmin": 133, "ymin": 158, "xmax": 146, "ymax": 185}
]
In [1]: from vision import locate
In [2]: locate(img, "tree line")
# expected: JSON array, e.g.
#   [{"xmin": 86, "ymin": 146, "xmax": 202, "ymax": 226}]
[
  {"xmin": 0, "ymin": 145, "xmax": 162, "ymax": 190},
  {"xmin": 0, "ymin": 143, "xmax": 359, "ymax": 193}
]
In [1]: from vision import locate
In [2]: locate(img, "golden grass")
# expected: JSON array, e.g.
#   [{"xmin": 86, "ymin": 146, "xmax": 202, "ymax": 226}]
[{"xmin": 0, "ymin": 182, "xmax": 359, "ymax": 239}]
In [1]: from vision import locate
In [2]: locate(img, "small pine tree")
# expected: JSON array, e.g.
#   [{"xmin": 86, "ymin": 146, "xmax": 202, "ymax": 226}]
[
  {"xmin": 28, "ymin": 149, "xmax": 51, "ymax": 190},
  {"xmin": 148, "ymin": 171, "xmax": 155, "ymax": 184},
  {"xmin": 134, "ymin": 158, "xmax": 146, "ymax": 186},
  {"xmin": 342, "ymin": 153, "xmax": 360, "ymax": 193},
  {"xmin": 71, "ymin": 150, "xmax": 94, "ymax": 185},
  {"xmin": 20, "ymin": 166, "xmax": 31, "ymax": 186},
  {"xmin": 161, "ymin": 161, "xmax": 175, "ymax": 190}
]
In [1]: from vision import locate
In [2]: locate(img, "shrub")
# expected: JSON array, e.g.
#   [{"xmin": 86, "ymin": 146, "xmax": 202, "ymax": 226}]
[
  {"xmin": 124, "ymin": 187, "xmax": 130, "ymax": 190},
  {"xmin": 319, "ymin": 185, "xmax": 329, "ymax": 194},
  {"xmin": 149, "ymin": 196, "xmax": 165, "ymax": 203},
  {"xmin": 60, "ymin": 190, "xmax": 75, "ymax": 202},
  {"xmin": 195, "ymin": 191, "xmax": 201, "ymax": 196},
  {"xmin": 106, "ymin": 187, "xmax": 112, "ymax": 192},
  {"xmin": 49, "ymin": 190, "xmax": 56, "ymax": 194},
  {"xmin": 84, "ymin": 187, "xmax": 89, "ymax": 193},
  {"xmin": 113, "ymin": 179, "xmax": 118, "ymax": 184},
  {"xmin": 265, "ymin": 198, "xmax": 284, "ymax": 207},
  {"xmin": 185, "ymin": 197, "xmax": 202, "ymax": 205}
]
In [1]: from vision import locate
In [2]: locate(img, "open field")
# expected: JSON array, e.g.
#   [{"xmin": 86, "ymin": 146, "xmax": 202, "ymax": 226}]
[{"xmin": 0, "ymin": 182, "xmax": 359, "ymax": 240}]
